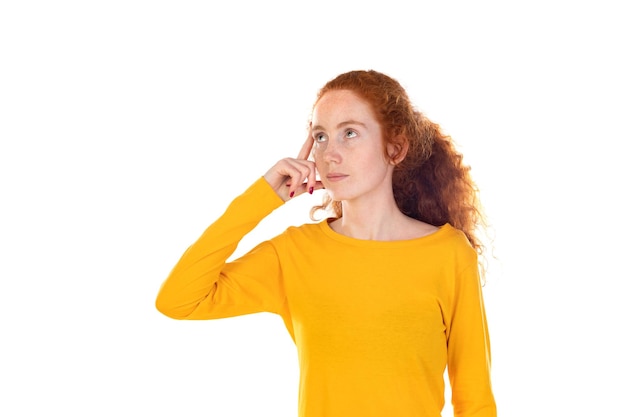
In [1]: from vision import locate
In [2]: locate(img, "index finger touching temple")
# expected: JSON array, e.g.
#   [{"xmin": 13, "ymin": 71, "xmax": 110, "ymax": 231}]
[{"xmin": 296, "ymin": 133, "xmax": 314, "ymax": 160}]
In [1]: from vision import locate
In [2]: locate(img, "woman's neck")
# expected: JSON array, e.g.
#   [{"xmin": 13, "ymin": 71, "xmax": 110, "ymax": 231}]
[
  {"xmin": 329, "ymin": 194, "xmax": 439, "ymax": 242},
  {"xmin": 331, "ymin": 196, "xmax": 408, "ymax": 241}
]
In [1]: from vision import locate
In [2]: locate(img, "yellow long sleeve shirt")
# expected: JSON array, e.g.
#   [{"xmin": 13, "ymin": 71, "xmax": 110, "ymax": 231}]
[{"xmin": 156, "ymin": 178, "xmax": 496, "ymax": 417}]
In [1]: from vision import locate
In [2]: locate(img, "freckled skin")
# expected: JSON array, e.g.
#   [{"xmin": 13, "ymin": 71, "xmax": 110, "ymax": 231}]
[{"xmin": 312, "ymin": 90, "xmax": 395, "ymax": 205}]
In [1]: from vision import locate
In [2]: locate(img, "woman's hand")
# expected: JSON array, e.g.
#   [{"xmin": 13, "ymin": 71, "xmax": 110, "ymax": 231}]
[{"xmin": 263, "ymin": 136, "xmax": 324, "ymax": 201}]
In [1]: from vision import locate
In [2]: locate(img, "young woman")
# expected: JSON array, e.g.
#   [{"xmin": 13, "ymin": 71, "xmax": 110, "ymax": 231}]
[{"xmin": 156, "ymin": 70, "xmax": 497, "ymax": 417}]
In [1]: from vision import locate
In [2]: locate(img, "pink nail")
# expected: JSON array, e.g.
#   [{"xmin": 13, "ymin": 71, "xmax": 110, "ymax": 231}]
[
  {"xmin": 309, "ymin": 187, "xmax": 314, "ymax": 194},
  {"xmin": 289, "ymin": 191, "xmax": 295, "ymax": 198}
]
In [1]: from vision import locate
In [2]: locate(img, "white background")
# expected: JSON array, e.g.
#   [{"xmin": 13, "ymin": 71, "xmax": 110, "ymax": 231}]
[{"xmin": 1, "ymin": 1, "xmax": 624, "ymax": 416}]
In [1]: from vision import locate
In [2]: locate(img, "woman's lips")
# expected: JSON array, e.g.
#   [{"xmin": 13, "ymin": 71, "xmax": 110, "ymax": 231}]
[{"xmin": 326, "ymin": 173, "xmax": 349, "ymax": 182}]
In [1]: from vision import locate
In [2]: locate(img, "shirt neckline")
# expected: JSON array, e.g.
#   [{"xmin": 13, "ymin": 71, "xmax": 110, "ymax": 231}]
[{"xmin": 317, "ymin": 219, "xmax": 453, "ymax": 248}]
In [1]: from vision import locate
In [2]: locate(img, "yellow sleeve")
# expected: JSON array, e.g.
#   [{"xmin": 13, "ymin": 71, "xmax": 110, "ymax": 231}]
[
  {"xmin": 155, "ymin": 177, "xmax": 287, "ymax": 320},
  {"xmin": 447, "ymin": 258, "xmax": 497, "ymax": 417}
]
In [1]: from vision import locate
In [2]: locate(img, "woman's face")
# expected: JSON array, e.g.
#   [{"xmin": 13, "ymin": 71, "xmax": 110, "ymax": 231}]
[{"xmin": 311, "ymin": 89, "xmax": 395, "ymax": 203}]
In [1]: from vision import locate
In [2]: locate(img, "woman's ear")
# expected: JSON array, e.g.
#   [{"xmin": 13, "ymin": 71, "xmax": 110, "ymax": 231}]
[{"xmin": 387, "ymin": 136, "xmax": 409, "ymax": 165}]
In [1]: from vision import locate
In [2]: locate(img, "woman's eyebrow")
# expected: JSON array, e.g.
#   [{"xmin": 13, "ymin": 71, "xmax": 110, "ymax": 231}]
[{"xmin": 311, "ymin": 120, "xmax": 367, "ymax": 131}]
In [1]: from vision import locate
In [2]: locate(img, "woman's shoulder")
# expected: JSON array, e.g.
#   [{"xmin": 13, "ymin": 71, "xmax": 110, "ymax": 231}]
[
  {"xmin": 437, "ymin": 224, "xmax": 479, "ymax": 265},
  {"xmin": 395, "ymin": 218, "xmax": 470, "ymax": 249},
  {"xmin": 271, "ymin": 220, "xmax": 326, "ymax": 242}
]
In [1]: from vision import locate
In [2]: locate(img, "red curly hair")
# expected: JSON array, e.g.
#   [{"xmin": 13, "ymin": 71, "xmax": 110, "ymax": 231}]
[{"xmin": 311, "ymin": 70, "xmax": 486, "ymax": 255}]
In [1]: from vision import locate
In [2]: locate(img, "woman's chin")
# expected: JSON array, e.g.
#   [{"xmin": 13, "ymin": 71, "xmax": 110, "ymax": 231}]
[{"xmin": 326, "ymin": 191, "xmax": 348, "ymax": 202}]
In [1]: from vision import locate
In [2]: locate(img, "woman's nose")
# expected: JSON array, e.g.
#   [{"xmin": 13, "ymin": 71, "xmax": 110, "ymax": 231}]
[{"xmin": 322, "ymin": 140, "xmax": 341, "ymax": 164}]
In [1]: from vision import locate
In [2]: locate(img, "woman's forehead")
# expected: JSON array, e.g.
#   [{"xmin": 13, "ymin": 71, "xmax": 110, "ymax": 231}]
[{"xmin": 312, "ymin": 90, "xmax": 375, "ymax": 125}]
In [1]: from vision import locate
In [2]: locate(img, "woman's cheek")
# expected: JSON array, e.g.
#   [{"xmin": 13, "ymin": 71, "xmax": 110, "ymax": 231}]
[{"xmin": 312, "ymin": 146, "xmax": 324, "ymax": 163}]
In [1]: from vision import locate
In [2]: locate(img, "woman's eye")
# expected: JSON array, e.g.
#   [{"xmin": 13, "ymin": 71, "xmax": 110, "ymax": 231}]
[
  {"xmin": 346, "ymin": 129, "xmax": 357, "ymax": 138},
  {"xmin": 314, "ymin": 133, "xmax": 327, "ymax": 142}
]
